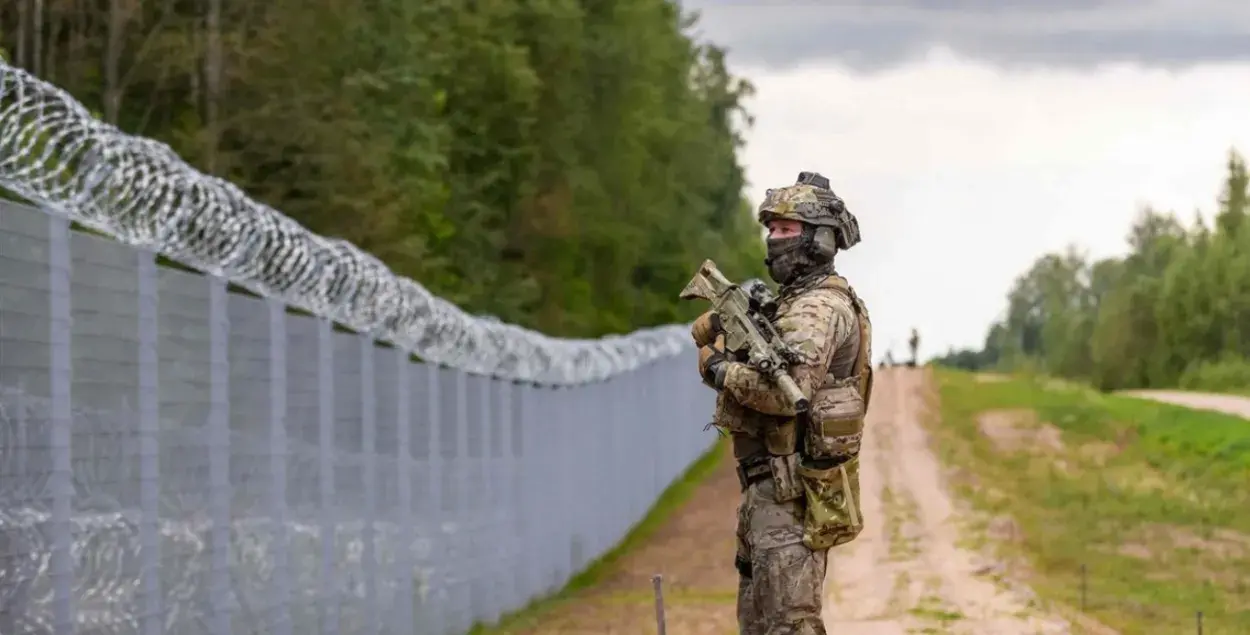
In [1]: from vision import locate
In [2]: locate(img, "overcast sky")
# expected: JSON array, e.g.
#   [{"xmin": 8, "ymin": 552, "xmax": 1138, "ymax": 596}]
[{"xmin": 680, "ymin": 0, "xmax": 1250, "ymax": 362}]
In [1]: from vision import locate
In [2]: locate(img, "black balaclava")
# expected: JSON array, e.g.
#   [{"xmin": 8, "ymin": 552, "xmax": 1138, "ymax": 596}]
[{"xmin": 765, "ymin": 225, "xmax": 835, "ymax": 286}]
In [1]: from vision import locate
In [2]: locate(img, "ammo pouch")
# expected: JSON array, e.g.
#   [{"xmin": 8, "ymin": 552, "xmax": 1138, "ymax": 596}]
[
  {"xmin": 797, "ymin": 379, "xmax": 867, "ymax": 551},
  {"xmin": 769, "ymin": 452, "xmax": 804, "ymax": 503},
  {"xmin": 798, "ymin": 456, "xmax": 864, "ymax": 551},
  {"xmin": 763, "ymin": 417, "xmax": 798, "ymax": 456},
  {"xmin": 806, "ymin": 378, "xmax": 865, "ymax": 461}
]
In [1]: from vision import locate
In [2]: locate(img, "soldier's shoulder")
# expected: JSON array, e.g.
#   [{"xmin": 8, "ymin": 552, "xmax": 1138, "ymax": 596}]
[
  {"xmin": 791, "ymin": 285, "xmax": 857, "ymax": 319},
  {"xmin": 823, "ymin": 276, "xmax": 871, "ymax": 317}
]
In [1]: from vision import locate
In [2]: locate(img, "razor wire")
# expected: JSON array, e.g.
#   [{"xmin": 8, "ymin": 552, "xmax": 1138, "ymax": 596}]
[
  {"xmin": 0, "ymin": 381, "xmax": 443, "ymax": 635},
  {"xmin": 0, "ymin": 60, "xmax": 692, "ymax": 385}
]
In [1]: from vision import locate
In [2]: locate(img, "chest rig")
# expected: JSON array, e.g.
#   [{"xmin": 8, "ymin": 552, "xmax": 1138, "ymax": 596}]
[{"xmin": 754, "ymin": 274, "xmax": 873, "ymax": 460}]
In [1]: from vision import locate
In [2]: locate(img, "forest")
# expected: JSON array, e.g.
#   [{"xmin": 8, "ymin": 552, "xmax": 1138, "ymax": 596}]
[
  {"xmin": 935, "ymin": 151, "xmax": 1250, "ymax": 393},
  {"xmin": 0, "ymin": 0, "xmax": 767, "ymax": 338}
]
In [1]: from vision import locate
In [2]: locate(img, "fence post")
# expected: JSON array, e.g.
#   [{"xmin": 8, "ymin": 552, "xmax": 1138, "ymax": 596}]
[
  {"xmin": 317, "ymin": 319, "xmax": 339, "ymax": 635},
  {"xmin": 511, "ymin": 381, "xmax": 530, "ymax": 606},
  {"xmin": 652, "ymin": 574, "xmax": 667, "ymax": 635},
  {"xmin": 480, "ymin": 374, "xmax": 500, "ymax": 624},
  {"xmin": 47, "ymin": 213, "xmax": 75, "ymax": 635},
  {"xmin": 423, "ymin": 364, "xmax": 446, "ymax": 635},
  {"xmin": 268, "ymin": 298, "xmax": 292, "ymax": 635},
  {"xmin": 591, "ymin": 378, "xmax": 606, "ymax": 554},
  {"xmin": 208, "ymin": 276, "xmax": 232, "ymax": 635},
  {"xmin": 359, "ymin": 335, "xmax": 379, "ymax": 635},
  {"xmin": 137, "ymin": 251, "xmax": 163, "ymax": 635},
  {"xmin": 393, "ymin": 350, "xmax": 414, "ymax": 635},
  {"xmin": 571, "ymin": 382, "xmax": 588, "ymax": 571},
  {"xmin": 453, "ymin": 368, "xmax": 471, "ymax": 630},
  {"xmin": 556, "ymin": 384, "xmax": 575, "ymax": 587},
  {"xmin": 606, "ymin": 374, "xmax": 619, "ymax": 544},
  {"xmin": 610, "ymin": 374, "xmax": 624, "ymax": 546},
  {"xmin": 547, "ymin": 383, "xmax": 564, "ymax": 591},
  {"xmin": 498, "ymin": 379, "xmax": 519, "ymax": 614}
]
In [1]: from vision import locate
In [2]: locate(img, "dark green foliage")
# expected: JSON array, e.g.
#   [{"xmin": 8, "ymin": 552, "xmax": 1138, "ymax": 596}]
[
  {"xmin": 935, "ymin": 150, "xmax": 1250, "ymax": 393},
  {"xmin": 1, "ymin": 0, "xmax": 765, "ymax": 337}
]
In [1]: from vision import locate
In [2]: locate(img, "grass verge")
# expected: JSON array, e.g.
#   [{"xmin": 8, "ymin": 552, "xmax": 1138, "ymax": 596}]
[
  {"xmin": 468, "ymin": 437, "xmax": 729, "ymax": 634},
  {"xmin": 931, "ymin": 369, "xmax": 1250, "ymax": 634}
]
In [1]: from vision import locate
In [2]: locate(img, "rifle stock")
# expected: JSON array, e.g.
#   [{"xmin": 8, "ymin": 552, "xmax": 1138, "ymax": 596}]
[{"xmin": 678, "ymin": 259, "xmax": 732, "ymax": 301}]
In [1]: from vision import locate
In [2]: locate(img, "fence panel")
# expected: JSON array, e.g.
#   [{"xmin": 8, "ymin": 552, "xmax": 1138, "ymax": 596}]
[{"xmin": 0, "ymin": 199, "xmax": 715, "ymax": 635}]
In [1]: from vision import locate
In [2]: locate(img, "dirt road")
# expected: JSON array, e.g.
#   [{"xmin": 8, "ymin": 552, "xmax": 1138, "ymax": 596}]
[
  {"xmin": 821, "ymin": 368, "xmax": 1071, "ymax": 634},
  {"xmin": 1119, "ymin": 390, "xmax": 1250, "ymax": 419},
  {"xmin": 498, "ymin": 368, "xmax": 1071, "ymax": 634}
]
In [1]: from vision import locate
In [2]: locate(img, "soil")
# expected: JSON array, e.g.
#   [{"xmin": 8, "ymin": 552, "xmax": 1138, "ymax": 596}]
[
  {"xmin": 820, "ymin": 369, "xmax": 1071, "ymax": 634},
  {"xmin": 499, "ymin": 369, "xmax": 1078, "ymax": 634},
  {"xmin": 1118, "ymin": 390, "xmax": 1250, "ymax": 420}
]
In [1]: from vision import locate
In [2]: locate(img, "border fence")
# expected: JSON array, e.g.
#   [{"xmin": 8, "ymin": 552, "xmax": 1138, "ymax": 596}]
[{"xmin": 0, "ymin": 61, "xmax": 716, "ymax": 635}]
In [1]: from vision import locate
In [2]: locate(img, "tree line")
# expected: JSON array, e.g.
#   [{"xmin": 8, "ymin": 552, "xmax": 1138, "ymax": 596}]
[
  {"xmin": 935, "ymin": 151, "xmax": 1250, "ymax": 393},
  {"xmin": 0, "ymin": 0, "xmax": 766, "ymax": 338}
]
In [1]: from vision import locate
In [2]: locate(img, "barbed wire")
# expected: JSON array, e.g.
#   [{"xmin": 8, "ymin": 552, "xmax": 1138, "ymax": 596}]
[
  {"xmin": 0, "ymin": 60, "xmax": 692, "ymax": 385},
  {"xmin": 0, "ymin": 382, "xmax": 446, "ymax": 635}
]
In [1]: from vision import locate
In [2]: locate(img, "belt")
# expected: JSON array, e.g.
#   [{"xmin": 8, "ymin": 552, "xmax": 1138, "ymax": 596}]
[{"xmin": 736, "ymin": 457, "xmax": 772, "ymax": 491}]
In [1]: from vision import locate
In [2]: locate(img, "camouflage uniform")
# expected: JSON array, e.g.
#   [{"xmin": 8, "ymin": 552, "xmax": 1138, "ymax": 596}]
[{"xmin": 694, "ymin": 172, "xmax": 873, "ymax": 635}]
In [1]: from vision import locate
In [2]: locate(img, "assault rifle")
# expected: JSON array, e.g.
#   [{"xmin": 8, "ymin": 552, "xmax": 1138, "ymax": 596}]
[{"xmin": 678, "ymin": 259, "xmax": 810, "ymax": 414}]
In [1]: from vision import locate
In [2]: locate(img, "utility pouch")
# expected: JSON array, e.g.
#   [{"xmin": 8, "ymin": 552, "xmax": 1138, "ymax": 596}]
[
  {"xmin": 769, "ymin": 452, "xmax": 804, "ymax": 503},
  {"xmin": 798, "ymin": 456, "xmax": 864, "ymax": 551},
  {"xmin": 807, "ymin": 380, "xmax": 865, "ymax": 461}
]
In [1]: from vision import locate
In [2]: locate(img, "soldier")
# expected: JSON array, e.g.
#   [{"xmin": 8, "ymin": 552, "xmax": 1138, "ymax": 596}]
[
  {"xmin": 908, "ymin": 329, "xmax": 920, "ymax": 367},
  {"xmin": 690, "ymin": 172, "xmax": 873, "ymax": 635}
]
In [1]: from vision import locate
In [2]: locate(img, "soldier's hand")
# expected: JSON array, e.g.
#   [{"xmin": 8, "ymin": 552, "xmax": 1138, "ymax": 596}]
[
  {"xmin": 698, "ymin": 334, "xmax": 728, "ymax": 390},
  {"xmin": 691, "ymin": 310, "xmax": 723, "ymax": 347}
]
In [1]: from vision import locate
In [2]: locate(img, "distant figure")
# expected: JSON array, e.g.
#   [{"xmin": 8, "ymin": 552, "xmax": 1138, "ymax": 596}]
[
  {"xmin": 690, "ymin": 170, "xmax": 871, "ymax": 635},
  {"xmin": 908, "ymin": 328, "xmax": 920, "ymax": 367},
  {"xmin": 881, "ymin": 351, "xmax": 896, "ymax": 369}
]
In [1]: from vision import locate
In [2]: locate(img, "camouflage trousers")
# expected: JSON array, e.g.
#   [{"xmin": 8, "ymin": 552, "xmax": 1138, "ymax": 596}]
[{"xmin": 736, "ymin": 478, "xmax": 828, "ymax": 635}]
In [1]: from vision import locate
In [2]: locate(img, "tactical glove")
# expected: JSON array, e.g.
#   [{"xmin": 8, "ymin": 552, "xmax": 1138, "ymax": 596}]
[
  {"xmin": 697, "ymin": 334, "xmax": 728, "ymax": 390},
  {"xmin": 691, "ymin": 310, "xmax": 723, "ymax": 348}
]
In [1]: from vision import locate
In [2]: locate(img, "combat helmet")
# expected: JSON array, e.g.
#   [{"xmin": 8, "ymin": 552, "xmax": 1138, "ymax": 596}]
[{"xmin": 757, "ymin": 171, "xmax": 861, "ymax": 251}]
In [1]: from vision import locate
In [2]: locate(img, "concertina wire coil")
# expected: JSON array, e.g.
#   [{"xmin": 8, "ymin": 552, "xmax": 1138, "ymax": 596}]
[{"xmin": 0, "ymin": 60, "xmax": 695, "ymax": 385}]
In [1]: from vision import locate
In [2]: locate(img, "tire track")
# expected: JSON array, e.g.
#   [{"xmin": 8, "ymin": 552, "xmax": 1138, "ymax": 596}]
[
  {"xmin": 823, "ymin": 368, "xmax": 1073, "ymax": 634},
  {"xmin": 1119, "ymin": 390, "xmax": 1250, "ymax": 420}
]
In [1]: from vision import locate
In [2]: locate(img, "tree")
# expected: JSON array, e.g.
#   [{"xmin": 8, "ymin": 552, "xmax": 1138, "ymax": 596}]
[
  {"xmin": 0, "ymin": 0, "xmax": 768, "ymax": 337},
  {"xmin": 959, "ymin": 153, "xmax": 1250, "ymax": 392}
]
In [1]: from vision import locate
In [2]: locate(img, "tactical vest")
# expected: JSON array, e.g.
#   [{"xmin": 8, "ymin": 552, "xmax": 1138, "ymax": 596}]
[
  {"xmin": 713, "ymin": 274, "xmax": 874, "ymax": 550},
  {"xmin": 797, "ymin": 275, "xmax": 873, "ymax": 551},
  {"xmin": 757, "ymin": 274, "xmax": 874, "ymax": 460}
]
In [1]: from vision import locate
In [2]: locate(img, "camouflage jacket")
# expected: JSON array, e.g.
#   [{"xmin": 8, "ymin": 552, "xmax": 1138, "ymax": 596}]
[{"xmin": 713, "ymin": 273, "xmax": 865, "ymax": 459}]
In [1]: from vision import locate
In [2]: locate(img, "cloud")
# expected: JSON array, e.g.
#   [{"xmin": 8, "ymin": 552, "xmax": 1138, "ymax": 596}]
[
  {"xmin": 680, "ymin": 0, "xmax": 1250, "ymax": 71},
  {"xmin": 732, "ymin": 49, "xmax": 1250, "ymax": 361}
]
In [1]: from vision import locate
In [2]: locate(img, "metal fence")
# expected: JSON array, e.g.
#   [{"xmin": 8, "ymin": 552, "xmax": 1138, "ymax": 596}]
[{"xmin": 0, "ymin": 199, "xmax": 717, "ymax": 635}]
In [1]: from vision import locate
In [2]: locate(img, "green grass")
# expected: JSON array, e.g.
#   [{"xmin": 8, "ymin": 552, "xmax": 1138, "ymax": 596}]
[
  {"xmin": 468, "ymin": 438, "xmax": 729, "ymax": 634},
  {"xmin": 931, "ymin": 369, "xmax": 1250, "ymax": 634}
]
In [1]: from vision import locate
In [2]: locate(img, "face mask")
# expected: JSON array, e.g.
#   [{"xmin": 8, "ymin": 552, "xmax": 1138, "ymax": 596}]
[{"xmin": 764, "ymin": 235, "xmax": 806, "ymax": 284}]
